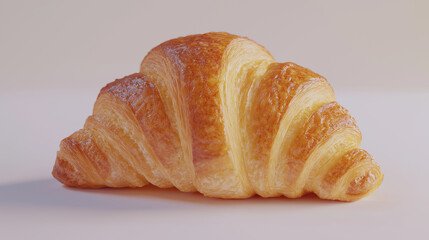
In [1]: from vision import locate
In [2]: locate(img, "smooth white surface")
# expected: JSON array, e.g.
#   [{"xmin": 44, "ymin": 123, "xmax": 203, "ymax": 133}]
[{"xmin": 0, "ymin": 90, "xmax": 428, "ymax": 239}]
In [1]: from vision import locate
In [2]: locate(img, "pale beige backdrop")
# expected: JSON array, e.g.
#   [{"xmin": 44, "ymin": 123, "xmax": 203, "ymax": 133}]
[{"xmin": 1, "ymin": 0, "xmax": 428, "ymax": 92}]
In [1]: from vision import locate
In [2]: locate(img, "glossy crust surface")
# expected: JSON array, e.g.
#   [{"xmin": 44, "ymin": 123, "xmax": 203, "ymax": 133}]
[{"xmin": 52, "ymin": 32, "xmax": 383, "ymax": 201}]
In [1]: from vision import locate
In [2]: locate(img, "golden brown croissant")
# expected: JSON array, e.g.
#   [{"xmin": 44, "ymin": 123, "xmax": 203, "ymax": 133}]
[{"xmin": 52, "ymin": 32, "xmax": 383, "ymax": 201}]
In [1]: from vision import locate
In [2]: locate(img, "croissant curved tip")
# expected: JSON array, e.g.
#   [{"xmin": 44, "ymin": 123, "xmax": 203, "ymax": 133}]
[
  {"xmin": 52, "ymin": 156, "xmax": 76, "ymax": 186},
  {"xmin": 343, "ymin": 171, "xmax": 384, "ymax": 202},
  {"xmin": 52, "ymin": 156, "xmax": 104, "ymax": 189}
]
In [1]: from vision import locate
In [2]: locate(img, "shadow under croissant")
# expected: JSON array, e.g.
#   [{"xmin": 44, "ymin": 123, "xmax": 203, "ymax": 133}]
[{"xmin": 0, "ymin": 179, "xmax": 343, "ymax": 211}]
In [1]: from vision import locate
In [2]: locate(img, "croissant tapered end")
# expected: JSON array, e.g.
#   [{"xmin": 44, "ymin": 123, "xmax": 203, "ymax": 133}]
[
  {"xmin": 53, "ymin": 128, "xmax": 148, "ymax": 189},
  {"xmin": 52, "ymin": 155, "xmax": 104, "ymax": 189},
  {"xmin": 52, "ymin": 133, "xmax": 107, "ymax": 189},
  {"xmin": 53, "ymin": 32, "xmax": 383, "ymax": 201},
  {"xmin": 52, "ymin": 156, "xmax": 82, "ymax": 187},
  {"xmin": 318, "ymin": 149, "xmax": 383, "ymax": 201},
  {"xmin": 346, "ymin": 168, "xmax": 384, "ymax": 200}
]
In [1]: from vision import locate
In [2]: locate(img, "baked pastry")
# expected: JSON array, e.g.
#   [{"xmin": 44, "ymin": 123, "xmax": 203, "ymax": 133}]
[{"xmin": 52, "ymin": 32, "xmax": 383, "ymax": 201}]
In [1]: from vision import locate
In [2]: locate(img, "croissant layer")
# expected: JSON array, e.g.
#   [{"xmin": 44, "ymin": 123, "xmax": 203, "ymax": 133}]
[{"xmin": 52, "ymin": 32, "xmax": 383, "ymax": 201}]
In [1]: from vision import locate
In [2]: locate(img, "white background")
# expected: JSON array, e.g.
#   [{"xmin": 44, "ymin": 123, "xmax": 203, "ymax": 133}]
[{"xmin": 1, "ymin": 1, "xmax": 428, "ymax": 239}]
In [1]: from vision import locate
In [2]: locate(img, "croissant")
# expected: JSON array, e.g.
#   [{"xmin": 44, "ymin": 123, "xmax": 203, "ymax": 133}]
[{"xmin": 52, "ymin": 32, "xmax": 383, "ymax": 201}]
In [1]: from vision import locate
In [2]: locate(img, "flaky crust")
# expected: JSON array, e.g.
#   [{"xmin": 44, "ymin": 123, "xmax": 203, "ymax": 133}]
[{"xmin": 52, "ymin": 32, "xmax": 383, "ymax": 201}]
